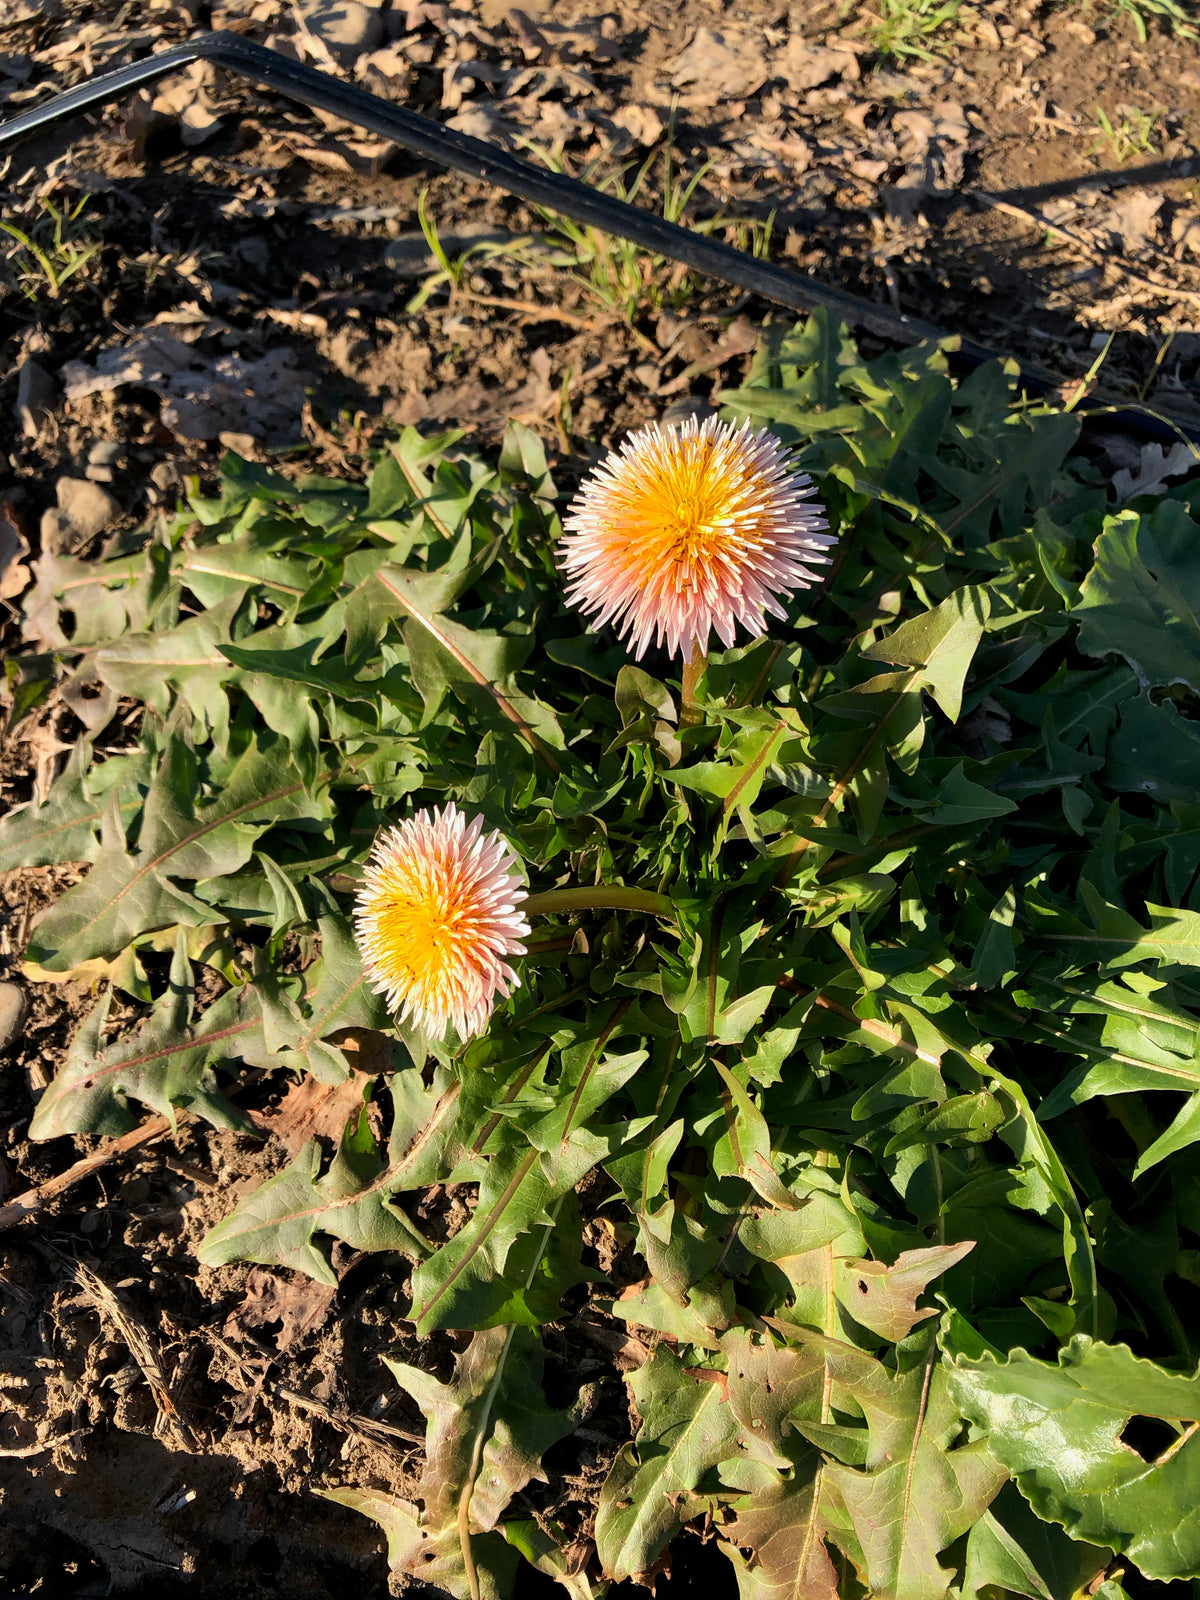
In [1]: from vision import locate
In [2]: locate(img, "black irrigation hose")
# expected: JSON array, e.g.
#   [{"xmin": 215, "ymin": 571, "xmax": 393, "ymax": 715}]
[{"xmin": 1, "ymin": 29, "xmax": 1197, "ymax": 447}]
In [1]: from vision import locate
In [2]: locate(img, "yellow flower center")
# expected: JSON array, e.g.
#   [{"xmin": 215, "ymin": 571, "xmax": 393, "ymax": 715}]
[
  {"xmin": 370, "ymin": 870, "xmax": 478, "ymax": 998},
  {"xmin": 616, "ymin": 441, "xmax": 746, "ymax": 592}
]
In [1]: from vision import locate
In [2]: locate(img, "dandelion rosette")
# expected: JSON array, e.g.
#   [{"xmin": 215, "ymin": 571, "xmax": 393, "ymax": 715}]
[
  {"xmin": 558, "ymin": 415, "xmax": 835, "ymax": 661},
  {"xmin": 353, "ymin": 803, "xmax": 530, "ymax": 1042}
]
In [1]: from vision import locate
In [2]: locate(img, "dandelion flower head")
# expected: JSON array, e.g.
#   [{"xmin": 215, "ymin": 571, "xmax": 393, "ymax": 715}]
[
  {"xmin": 354, "ymin": 803, "xmax": 529, "ymax": 1042},
  {"xmin": 558, "ymin": 415, "xmax": 835, "ymax": 661}
]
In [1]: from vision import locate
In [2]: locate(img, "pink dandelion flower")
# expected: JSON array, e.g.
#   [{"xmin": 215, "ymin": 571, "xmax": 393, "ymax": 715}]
[
  {"xmin": 353, "ymin": 804, "xmax": 530, "ymax": 1043},
  {"xmin": 558, "ymin": 415, "xmax": 835, "ymax": 661}
]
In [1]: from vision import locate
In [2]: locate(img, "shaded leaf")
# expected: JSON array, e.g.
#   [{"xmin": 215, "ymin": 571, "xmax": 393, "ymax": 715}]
[
  {"xmin": 595, "ymin": 1345, "xmax": 741, "ymax": 1582},
  {"xmin": 1074, "ymin": 503, "xmax": 1200, "ymax": 692}
]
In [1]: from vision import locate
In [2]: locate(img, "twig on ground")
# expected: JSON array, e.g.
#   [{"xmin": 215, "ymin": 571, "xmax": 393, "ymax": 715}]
[
  {"xmin": 204, "ymin": 1328, "xmax": 425, "ymax": 1452},
  {"xmin": 969, "ymin": 188, "xmax": 1200, "ymax": 310},
  {"xmin": 0, "ymin": 1427, "xmax": 89, "ymax": 1458},
  {"xmin": 570, "ymin": 1312, "xmax": 652, "ymax": 1370},
  {"xmin": 0, "ymin": 1114, "xmax": 175, "ymax": 1233}
]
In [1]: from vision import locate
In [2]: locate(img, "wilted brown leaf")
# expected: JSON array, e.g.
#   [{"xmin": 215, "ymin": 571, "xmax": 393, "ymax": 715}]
[
  {"xmin": 224, "ymin": 1265, "xmax": 337, "ymax": 1352},
  {"xmin": 724, "ymin": 1473, "xmax": 839, "ymax": 1600},
  {"xmin": 665, "ymin": 28, "xmax": 768, "ymax": 103},
  {"xmin": 0, "ymin": 502, "xmax": 31, "ymax": 603},
  {"xmin": 249, "ymin": 1062, "xmax": 375, "ymax": 1155}
]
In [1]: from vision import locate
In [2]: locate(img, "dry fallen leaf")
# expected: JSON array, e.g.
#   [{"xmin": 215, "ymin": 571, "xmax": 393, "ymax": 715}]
[
  {"xmin": 249, "ymin": 1063, "xmax": 375, "ymax": 1156},
  {"xmin": 1172, "ymin": 213, "xmax": 1200, "ymax": 259},
  {"xmin": 0, "ymin": 502, "xmax": 31, "ymax": 602},
  {"xmin": 612, "ymin": 103, "xmax": 663, "ymax": 148},
  {"xmin": 778, "ymin": 37, "xmax": 859, "ymax": 91},
  {"xmin": 224, "ymin": 1266, "xmax": 337, "ymax": 1353},
  {"xmin": 62, "ymin": 330, "xmax": 197, "ymax": 401},
  {"xmin": 1113, "ymin": 440, "xmax": 1200, "ymax": 505},
  {"xmin": 354, "ymin": 41, "xmax": 413, "ymax": 99},
  {"xmin": 665, "ymin": 28, "xmax": 768, "ymax": 103},
  {"xmin": 1101, "ymin": 190, "xmax": 1164, "ymax": 256}
]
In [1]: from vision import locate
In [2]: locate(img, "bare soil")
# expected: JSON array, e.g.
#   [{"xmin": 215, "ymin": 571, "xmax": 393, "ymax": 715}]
[{"xmin": 3, "ymin": 0, "xmax": 1200, "ymax": 1593}]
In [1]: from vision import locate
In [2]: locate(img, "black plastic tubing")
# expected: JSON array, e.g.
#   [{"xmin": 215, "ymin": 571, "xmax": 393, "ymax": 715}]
[{"xmin": 1, "ymin": 29, "xmax": 1196, "ymax": 446}]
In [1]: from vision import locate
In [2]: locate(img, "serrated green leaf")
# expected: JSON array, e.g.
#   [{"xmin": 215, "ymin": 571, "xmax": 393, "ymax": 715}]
[
  {"xmin": 319, "ymin": 1486, "xmax": 518, "ymax": 1600},
  {"xmin": 198, "ymin": 1110, "xmax": 429, "ymax": 1284},
  {"xmin": 260, "ymin": 908, "xmax": 391, "ymax": 1083},
  {"xmin": 180, "ymin": 535, "xmax": 316, "ymax": 611},
  {"xmin": 861, "ymin": 587, "xmax": 991, "ymax": 724},
  {"xmin": 815, "ymin": 1333, "xmax": 1006, "ymax": 1600},
  {"xmin": 93, "ymin": 595, "xmax": 240, "ymax": 738},
  {"xmin": 595, "ymin": 1345, "xmax": 741, "ymax": 1582},
  {"xmin": 712, "ymin": 1060, "xmax": 800, "ymax": 1210},
  {"xmin": 330, "ymin": 1310, "xmax": 569, "ymax": 1597},
  {"xmin": 1074, "ymin": 502, "xmax": 1200, "ymax": 691},
  {"xmin": 0, "ymin": 739, "xmax": 148, "ymax": 871},
  {"xmin": 29, "ymin": 933, "xmax": 255, "ymax": 1138},
  {"xmin": 27, "ymin": 734, "xmax": 329, "ymax": 971},
  {"xmin": 409, "ymin": 1013, "xmax": 645, "ymax": 1334}
]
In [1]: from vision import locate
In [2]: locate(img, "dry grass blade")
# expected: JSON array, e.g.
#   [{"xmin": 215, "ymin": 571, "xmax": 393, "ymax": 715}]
[
  {"xmin": 0, "ymin": 1427, "xmax": 90, "ymax": 1458},
  {"xmin": 73, "ymin": 1259, "xmax": 198, "ymax": 1452}
]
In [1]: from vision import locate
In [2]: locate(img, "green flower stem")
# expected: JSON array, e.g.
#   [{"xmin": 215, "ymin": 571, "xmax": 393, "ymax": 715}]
[
  {"xmin": 523, "ymin": 886, "xmax": 677, "ymax": 921},
  {"xmin": 679, "ymin": 646, "xmax": 707, "ymax": 728}
]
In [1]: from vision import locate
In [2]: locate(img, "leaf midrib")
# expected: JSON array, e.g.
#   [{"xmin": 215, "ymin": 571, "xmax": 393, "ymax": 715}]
[
  {"xmin": 613, "ymin": 1383, "xmax": 723, "ymax": 1573},
  {"xmin": 0, "ymin": 791, "xmax": 141, "ymax": 851},
  {"xmin": 69, "ymin": 1010, "xmax": 259, "ymax": 1092},
  {"xmin": 58, "ymin": 774, "xmax": 306, "ymax": 951},
  {"xmin": 208, "ymin": 1083, "xmax": 464, "ymax": 1248}
]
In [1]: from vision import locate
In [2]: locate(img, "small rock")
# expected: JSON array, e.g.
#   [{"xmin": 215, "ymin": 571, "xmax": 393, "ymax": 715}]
[
  {"xmin": 179, "ymin": 100, "xmax": 223, "ymax": 146},
  {"xmin": 0, "ymin": 983, "xmax": 27, "ymax": 1058},
  {"xmin": 14, "ymin": 359, "xmax": 55, "ymax": 438},
  {"xmin": 218, "ymin": 430, "xmax": 260, "ymax": 457},
  {"xmin": 58, "ymin": 476, "xmax": 121, "ymax": 533},
  {"xmin": 612, "ymin": 103, "xmax": 663, "ymax": 147},
  {"xmin": 42, "ymin": 477, "xmax": 122, "ymax": 554},
  {"xmin": 86, "ymin": 439, "xmax": 125, "ymax": 484},
  {"xmin": 299, "ymin": 0, "xmax": 384, "ymax": 61}
]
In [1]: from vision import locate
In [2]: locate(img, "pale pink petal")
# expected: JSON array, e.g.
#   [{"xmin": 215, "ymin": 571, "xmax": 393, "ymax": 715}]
[
  {"xmin": 558, "ymin": 416, "xmax": 835, "ymax": 660},
  {"xmin": 353, "ymin": 803, "xmax": 530, "ymax": 1042}
]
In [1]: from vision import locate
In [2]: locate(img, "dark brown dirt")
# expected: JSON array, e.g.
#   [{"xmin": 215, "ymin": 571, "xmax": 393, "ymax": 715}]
[{"xmin": 3, "ymin": 0, "xmax": 1200, "ymax": 1593}]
